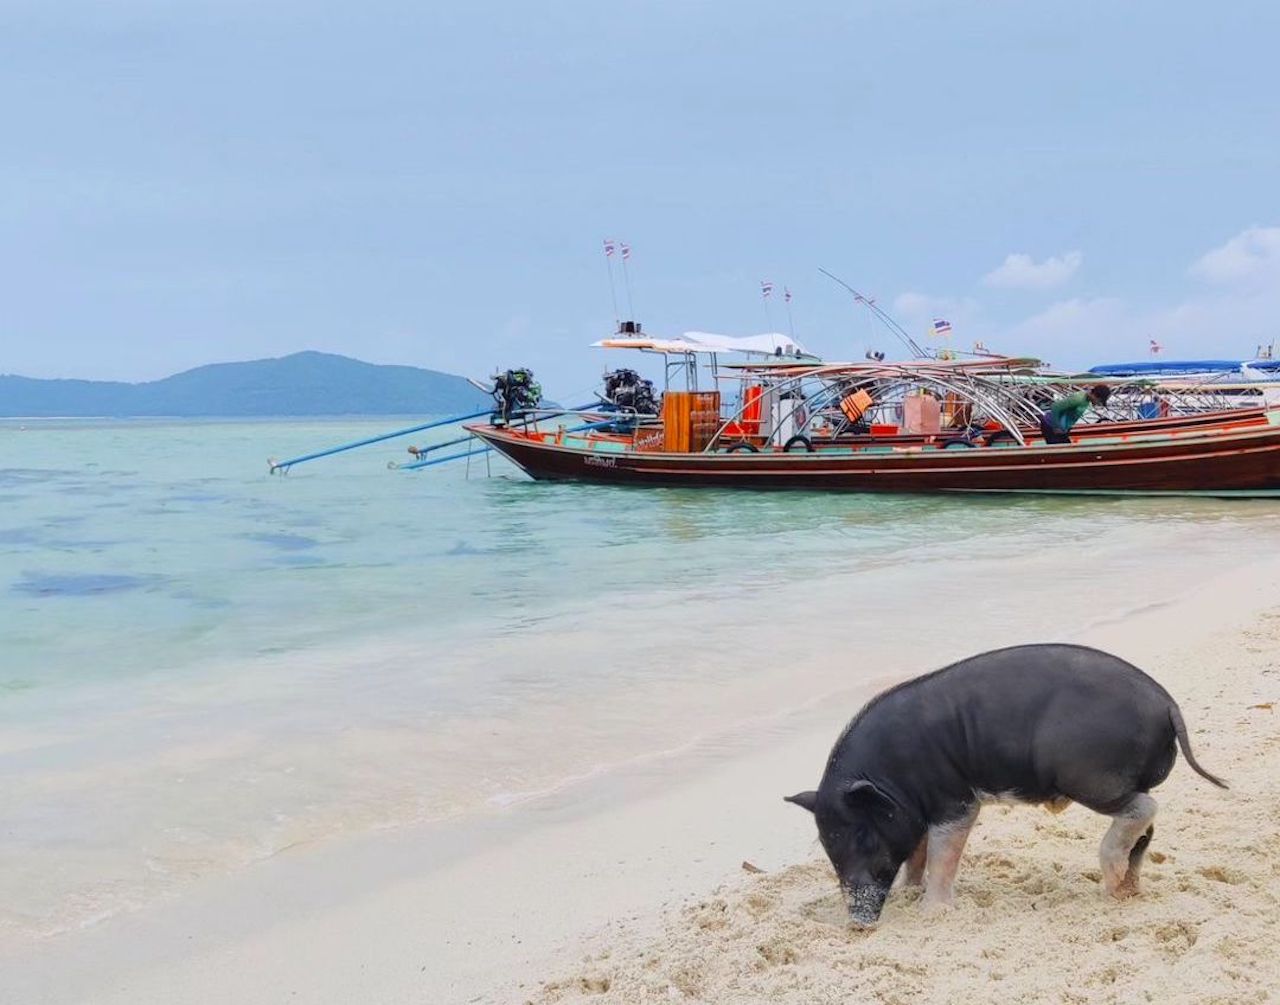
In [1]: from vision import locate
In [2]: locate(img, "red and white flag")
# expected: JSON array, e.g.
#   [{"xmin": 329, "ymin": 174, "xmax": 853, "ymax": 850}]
[
  {"xmin": 620, "ymin": 242, "xmax": 631, "ymax": 261},
  {"xmin": 1149, "ymin": 338, "xmax": 1162, "ymax": 355},
  {"xmin": 784, "ymin": 287, "xmax": 792, "ymax": 303},
  {"xmin": 603, "ymin": 239, "xmax": 616, "ymax": 258},
  {"xmin": 761, "ymin": 280, "xmax": 774, "ymax": 299}
]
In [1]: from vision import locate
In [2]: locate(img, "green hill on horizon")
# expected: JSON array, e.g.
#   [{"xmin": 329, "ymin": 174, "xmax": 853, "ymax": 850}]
[{"xmin": 0, "ymin": 351, "xmax": 495, "ymax": 417}]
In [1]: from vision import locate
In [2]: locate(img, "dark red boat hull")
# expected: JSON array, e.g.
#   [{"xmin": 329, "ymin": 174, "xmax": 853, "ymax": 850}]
[{"xmin": 470, "ymin": 420, "xmax": 1280, "ymax": 495}]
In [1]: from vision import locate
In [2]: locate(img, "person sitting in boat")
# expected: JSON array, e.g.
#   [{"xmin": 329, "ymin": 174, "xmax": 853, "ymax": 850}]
[{"xmin": 1039, "ymin": 384, "xmax": 1111, "ymax": 444}]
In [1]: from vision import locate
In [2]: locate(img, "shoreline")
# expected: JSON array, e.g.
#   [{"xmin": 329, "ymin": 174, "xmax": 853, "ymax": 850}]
[
  {"xmin": 6, "ymin": 553, "xmax": 1280, "ymax": 1004},
  {"xmin": 12, "ymin": 497, "xmax": 1263, "ymax": 946}
]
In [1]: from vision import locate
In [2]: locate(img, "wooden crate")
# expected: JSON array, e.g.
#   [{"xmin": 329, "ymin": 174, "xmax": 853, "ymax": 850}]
[
  {"xmin": 902, "ymin": 393, "xmax": 942, "ymax": 434},
  {"xmin": 663, "ymin": 391, "xmax": 722, "ymax": 453}
]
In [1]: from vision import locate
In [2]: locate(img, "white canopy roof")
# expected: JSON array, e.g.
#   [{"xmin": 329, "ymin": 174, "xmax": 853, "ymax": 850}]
[{"xmin": 592, "ymin": 330, "xmax": 813, "ymax": 358}]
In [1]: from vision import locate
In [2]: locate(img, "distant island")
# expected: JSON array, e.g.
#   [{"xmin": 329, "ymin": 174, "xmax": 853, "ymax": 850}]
[{"xmin": 0, "ymin": 351, "xmax": 495, "ymax": 417}]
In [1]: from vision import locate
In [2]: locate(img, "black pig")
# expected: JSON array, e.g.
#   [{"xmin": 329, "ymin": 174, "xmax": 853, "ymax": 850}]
[{"xmin": 786, "ymin": 644, "xmax": 1227, "ymax": 925}]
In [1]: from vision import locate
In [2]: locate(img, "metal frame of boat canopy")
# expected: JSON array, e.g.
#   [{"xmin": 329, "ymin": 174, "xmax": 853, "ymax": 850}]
[
  {"xmin": 986, "ymin": 374, "xmax": 1204, "ymax": 422},
  {"xmin": 1001, "ymin": 372, "xmax": 1280, "ymax": 423},
  {"xmin": 706, "ymin": 358, "xmax": 1045, "ymax": 450}
]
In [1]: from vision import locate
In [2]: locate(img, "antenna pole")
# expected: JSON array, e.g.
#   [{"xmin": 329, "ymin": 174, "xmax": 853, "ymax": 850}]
[
  {"xmin": 818, "ymin": 267, "xmax": 927, "ymax": 358},
  {"xmin": 603, "ymin": 239, "xmax": 621, "ymax": 326},
  {"xmin": 619, "ymin": 242, "xmax": 636, "ymax": 320}
]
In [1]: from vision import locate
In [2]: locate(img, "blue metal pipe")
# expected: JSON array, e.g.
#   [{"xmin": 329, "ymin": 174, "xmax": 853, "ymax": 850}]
[
  {"xmin": 397, "ymin": 404, "xmax": 606, "ymax": 462},
  {"xmin": 268, "ymin": 409, "xmax": 493, "ymax": 472},
  {"xmin": 407, "ymin": 431, "xmax": 475, "ymax": 456},
  {"xmin": 563, "ymin": 418, "xmax": 623, "ymax": 434},
  {"xmin": 397, "ymin": 418, "xmax": 621, "ymax": 472},
  {"xmin": 398, "ymin": 446, "xmax": 494, "ymax": 471}
]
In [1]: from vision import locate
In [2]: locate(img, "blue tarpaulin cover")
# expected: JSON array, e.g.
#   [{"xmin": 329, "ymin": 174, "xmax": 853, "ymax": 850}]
[{"xmin": 1088, "ymin": 359, "xmax": 1280, "ymax": 377}]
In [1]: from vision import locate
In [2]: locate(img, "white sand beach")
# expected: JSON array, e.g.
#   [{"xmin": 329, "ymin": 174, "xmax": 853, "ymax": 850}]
[
  {"xmin": 532, "ymin": 606, "xmax": 1280, "ymax": 1005},
  {"xmin": 5, "ymin": 557, "xmax": 1278, "ymax": 1005}
]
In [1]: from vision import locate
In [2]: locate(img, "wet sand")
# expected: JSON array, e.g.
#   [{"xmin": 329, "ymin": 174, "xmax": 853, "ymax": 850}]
[{"xmin": 5, "ymin": 560, "xmax": 1279, "ymax": 1004}]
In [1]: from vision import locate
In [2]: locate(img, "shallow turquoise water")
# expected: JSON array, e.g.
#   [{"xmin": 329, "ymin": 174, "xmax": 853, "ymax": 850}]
[
  {"xmin": 4, "ymin": 416, "xmax": 1280, "ymax": 936},
  {"xmin": 5, "ymin": 415, "xmax": 1273, "ymax": 693}
]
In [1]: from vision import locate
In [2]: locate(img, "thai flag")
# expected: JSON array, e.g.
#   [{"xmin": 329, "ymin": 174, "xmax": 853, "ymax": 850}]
[
  {"xmin": 603, "ymin": 239, "xmax": 615, "ymax": 258},
  {"xmin": 1149, "ymin": 339, "xmax": 1162, "ymax": 355},
  {"xmin": 620, "ymin": 242, "xmax": 631, "ymax": 261},
  {"xmin": 933, "ymin": 318, "xmax": 953, "ymax": 337},
  {"xmin": 761, "ymin": 281, "xmax": 774, "ymax": 298},
  {"xmin": 784, "ymin": 287, "xmax": 792, "ymax": 303}
]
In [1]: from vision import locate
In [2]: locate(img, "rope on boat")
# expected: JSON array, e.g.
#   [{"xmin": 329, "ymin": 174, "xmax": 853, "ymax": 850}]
[{"xmin": 267, "ymin": 409, "xmax": 494, "ymax": 473}]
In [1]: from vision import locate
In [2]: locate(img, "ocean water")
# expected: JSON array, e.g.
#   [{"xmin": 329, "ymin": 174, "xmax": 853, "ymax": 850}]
[{"xmin": 4, "ymin": 416, "xmax": 1280, "ymax": 940}]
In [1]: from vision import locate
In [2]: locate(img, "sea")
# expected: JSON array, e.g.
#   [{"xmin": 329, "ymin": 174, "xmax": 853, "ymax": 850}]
[{"xmin": 4, "ymin": 416, "xmax": 1280, "ymax": 941}]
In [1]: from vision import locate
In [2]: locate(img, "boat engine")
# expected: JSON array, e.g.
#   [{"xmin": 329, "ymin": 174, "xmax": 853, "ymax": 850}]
[
  {"xmin": 602, "ymin": 369, "xmax": 660, "ymax": 416},
  {"xmin": 491, "ymin": 367, "xmax": 543, "ymax": 425},
  {"xmin": 599, "ymin": 368, "xmax": 660, "ymax": 432}
]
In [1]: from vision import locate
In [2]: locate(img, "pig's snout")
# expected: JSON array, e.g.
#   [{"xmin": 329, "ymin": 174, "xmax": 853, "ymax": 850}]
[{"xmin": 844, "ymin": 883, "xmax": 889, "ymax": 927}]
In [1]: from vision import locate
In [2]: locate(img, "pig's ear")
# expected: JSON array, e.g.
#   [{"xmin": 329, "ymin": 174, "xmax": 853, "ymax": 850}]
[
  {"xmin": 783, "ymin": 790, "xmax": 819, "ymax": 813},
  {"xmin": 840, "ymin": 780, "xmax": 893, "ymax": 816}
]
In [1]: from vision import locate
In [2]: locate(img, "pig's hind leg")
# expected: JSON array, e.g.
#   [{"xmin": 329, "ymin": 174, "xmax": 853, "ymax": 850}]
[{"xmin": 1099, "ymin": 793, "xmax": 1157, "ymax": 899}]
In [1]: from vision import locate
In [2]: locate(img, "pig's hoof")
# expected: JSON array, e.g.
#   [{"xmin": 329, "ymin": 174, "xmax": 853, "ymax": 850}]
[
  {"xmin": 921, "ymin": 896, "xmax": 954, "ymax": 915},
  {"xmin": 1111, "ymin": 880, "xmax": 1139, "ymax": 900}
]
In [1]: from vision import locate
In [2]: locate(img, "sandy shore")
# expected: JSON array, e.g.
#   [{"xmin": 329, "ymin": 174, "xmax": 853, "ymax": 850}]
[
  {"xmin": 531, "ymin": 604, "xmax": 1280, "ymax": 1005},
  {"xmin": 5, "ymin": 560, "xmax": 1279, "ymax": 1004}
]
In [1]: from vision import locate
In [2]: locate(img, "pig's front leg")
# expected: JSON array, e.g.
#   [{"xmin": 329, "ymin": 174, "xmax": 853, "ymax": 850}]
[
  {"xmin": 921, "ymin": 805, "xmax": 978, "ymax": 911},
  {"xmin": 903, "ymin": 835, "xmax": 928, "ymax": 886}
]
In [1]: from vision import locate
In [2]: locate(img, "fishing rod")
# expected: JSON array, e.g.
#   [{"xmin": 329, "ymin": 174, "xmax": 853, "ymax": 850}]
[{"xmin": 818, "ymin": 267, "xmax": 928, "ymax": 359}]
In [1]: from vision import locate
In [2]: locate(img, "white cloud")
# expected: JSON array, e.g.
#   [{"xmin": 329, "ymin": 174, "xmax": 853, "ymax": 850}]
[
  {"xmin": 1001, "ymin": 297, "xmax": 1131, "ymax": 367},
  {"xmin": 892, "ymin": 291, "xmax": 979, "ymax": 324},
  {"xmin": 1189, "ymin": 225, "xmax": 1280, "ymax": 286},
  {"xmin": 888, "ymin": 228, "xmax": 1280, "ymax": 369},
  {"xmin": 999, "ymin": 284, "xmax": 1280, "ymax": 370},
  {"xmin": 1026, "ymin": 226, "xmax": 1280, "ymax": 364},
  {"xmin": 982, "ymin": 251, "xmax": 1082, "ymax": 290},
  {"xmin": 890, "ymin": 292, "xmax": 981, "ymax": 346}
]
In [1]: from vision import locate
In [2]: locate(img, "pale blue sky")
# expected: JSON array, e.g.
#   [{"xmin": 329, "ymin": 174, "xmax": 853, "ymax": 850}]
[{"xmin": 4, "ymin": 1, "xmax": 1279, "ymax": 396}]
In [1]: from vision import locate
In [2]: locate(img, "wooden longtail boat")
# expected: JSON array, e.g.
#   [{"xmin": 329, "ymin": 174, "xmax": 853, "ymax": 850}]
[
  {"xmin": 469, "ymin": 413, "xmax": 1280, "ymax": 495},
  {"xmin": 470, "ymin": 358, "xmax": 1280, "ymax": 496},
  {"xmin": 264, "ymin": 334, "xmax": 1280, "ymax": 494}
]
